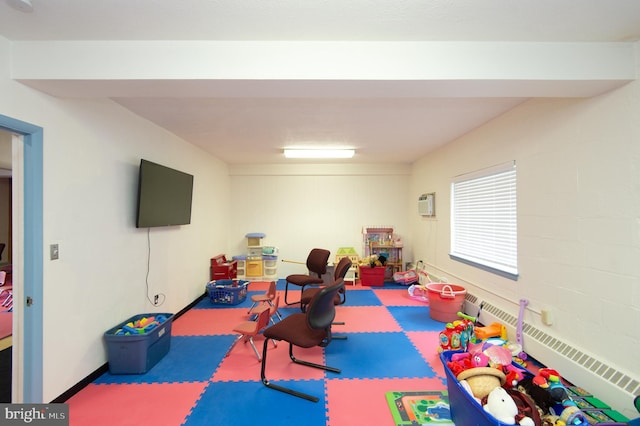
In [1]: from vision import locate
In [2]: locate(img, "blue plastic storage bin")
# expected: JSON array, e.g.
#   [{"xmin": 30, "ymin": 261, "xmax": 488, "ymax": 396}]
[
  {"xmin": 104, "ymin": 313, "xmax": 173, "ymax": 374},
  {"xmin": 206, "ymin": 279, "xmax": 249, "ymax": 305},
  {"xmin": 440, "ymin": 350, "xmax": 525, "ymax": 426}
]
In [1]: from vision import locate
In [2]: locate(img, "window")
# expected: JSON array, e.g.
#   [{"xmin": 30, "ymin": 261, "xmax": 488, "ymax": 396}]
[{"xmin": 450, "ymin": 161, "xmax": 518, "ymax": 279}]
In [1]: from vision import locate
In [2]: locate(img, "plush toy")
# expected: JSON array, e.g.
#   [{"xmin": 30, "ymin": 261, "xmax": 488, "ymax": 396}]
[
  {"xmin": 519, "ymin": 376, "xmax": 555, "ymax": 414},
  {"xmin": 505, "ymin": 388, "xmax": 542, "ymax": 426},
  {"xmin": 360, "ymin": 254, "xmax": 386, "ymax": 267},
  {"xmin": 447, "ymin": 349, "xmax": 490, "ymax": 376},
  {"xmin": 483, "ymin": 387, "xmax": 536, "ymax": 426},
  {"xmin": 533, "ymin": 368, "xmax": 570, "ymax": 404},
  {"xmin": 503, "ymin": 364, "xmax": 527, "ymax": 389},
  {"xmin": 451, "ymin": 350, "xmax": 489, "ymax": 367},
  {"xmin": 374, "ymin": 253, "xmax": 388, "ymax": 266},
  {"xmin": 483, "ymin": 387, "xmax": 518, "ymax": 425}
]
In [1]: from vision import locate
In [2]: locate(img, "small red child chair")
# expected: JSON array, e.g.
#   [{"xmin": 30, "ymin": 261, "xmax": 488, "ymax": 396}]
[
  {"xmin": 249, "ymin": 295, "xmax": 281, "ymax": 326},
  {"xmin": 225, "ymin": 307, "xmax": 276, "ymax": 361},
  {"xmin": 247, "ymin": 281, "xmax": 282, "ymax": 321}
]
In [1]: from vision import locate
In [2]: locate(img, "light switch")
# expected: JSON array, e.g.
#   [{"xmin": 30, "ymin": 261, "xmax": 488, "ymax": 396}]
[{"xmin": 50, "ymin": 244, "xmax": 59, "ymax": 260}]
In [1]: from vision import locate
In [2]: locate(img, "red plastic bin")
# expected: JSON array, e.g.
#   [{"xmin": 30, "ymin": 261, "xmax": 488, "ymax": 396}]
[{"xmin": 359, "ymin": 266, "xmax": 385, "ymax": 286}]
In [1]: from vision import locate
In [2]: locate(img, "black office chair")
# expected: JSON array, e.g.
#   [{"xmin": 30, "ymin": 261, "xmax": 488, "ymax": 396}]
[
  {"xmin": 283, "ymin": 248, "xmax": 330, "ymax": 305},
  {"xmin": 300, "ymin": 256, "xmax": 352, "ymax": 313},
  {"xmin": 260, "ymin": 279, "xmax": 344, "ymax": 402}
]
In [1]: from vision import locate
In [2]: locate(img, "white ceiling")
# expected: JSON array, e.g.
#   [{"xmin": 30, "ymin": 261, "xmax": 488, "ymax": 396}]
[{"xmin": 1, "ymin": 0, "xmax": 639, "ymax": 165}]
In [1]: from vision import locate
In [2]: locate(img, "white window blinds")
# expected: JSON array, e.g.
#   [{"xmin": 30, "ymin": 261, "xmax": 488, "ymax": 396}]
[{"xmin": 450, "ymin": 161, "xmax": 518, "ymax": 279}]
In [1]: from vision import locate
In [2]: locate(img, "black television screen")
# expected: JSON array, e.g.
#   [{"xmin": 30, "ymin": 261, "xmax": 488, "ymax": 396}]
[{"xmin": 136, "ymin": 159, "xmax": 194, "ymax": 228}]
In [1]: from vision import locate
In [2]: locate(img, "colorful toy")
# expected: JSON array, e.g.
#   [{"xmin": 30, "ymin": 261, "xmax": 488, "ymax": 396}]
[
  {"xmin": 559, "ymin": 405, "xmax": 588, "ymax": 426},
  {"xmin": 359, "ymin": 253, "xmax": 387, "ymax": 267},
  {"xmin": 502, "ymin": 364, "xmax": 526, "ymax": 389},
  {"xmin": 531, "ymin": 368, "xmax": 588, "ymax": 424},
  {"xmin": 533, "ymin": 368, "xmax": 571, "ymax": 404},
  {"xmin": 114, "ymin": 314, "xmax": 167, "ymax": 335},
  {"xmin": 438, "ymin": 314, "xmax": 476, "ymax": 352},
  {"xmin": 475, "ymin": 321, "xmax": 507, "ymax": 340},
  {"xmin": 515, "ymin": 299, "xmax": 529, "ymax": 362}
]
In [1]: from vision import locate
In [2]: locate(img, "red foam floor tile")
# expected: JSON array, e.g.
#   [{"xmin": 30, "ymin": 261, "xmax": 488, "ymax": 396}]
[
  {"xmin": 212, "ymin": 336, "xmax": 328, "ymax": 382},
  {"xmin": 345, "ymin": 282, "xmax": 377, "ymax": 290},
  {"xmin": 326, "ymin": 377, "xmax": 447, "ymax": 426},
  {"xmin": 246, "ymin": 281, "xmax": 271, "ymax": 292},
  {"xmin": 333, "ymin": 306, "xmax": 402, "ymax": 333},
  {"xmin": 373, "ymin": 288, "xmax": 431, "ymax": 306},
  {"xmin": 68, "ymin": 382, "xmax": 207, "ymax": 426},
  {"xmin": 172, "ymin": 308, "xmax": 249, "ymax": 336}
]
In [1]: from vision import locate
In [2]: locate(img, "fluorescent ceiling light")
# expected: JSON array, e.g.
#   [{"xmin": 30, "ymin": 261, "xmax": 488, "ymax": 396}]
[{"xmin": 284, "ymin": 149, "xmax": 355, "ymax": 159}]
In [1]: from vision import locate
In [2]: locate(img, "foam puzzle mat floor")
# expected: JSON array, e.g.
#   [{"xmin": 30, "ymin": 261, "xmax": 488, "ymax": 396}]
[{"xmin": 66, "ymin": 280, "xmax": 450, "ymax": 426}]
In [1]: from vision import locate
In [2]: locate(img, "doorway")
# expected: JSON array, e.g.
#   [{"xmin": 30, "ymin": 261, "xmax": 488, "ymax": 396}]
[
  {"xmin": 0, "ymin": 115, "xmax": 43, "ymax": 403},
  {"xmin": 0, "ymin": 131, "xmax": 11, "ymax": 401}
]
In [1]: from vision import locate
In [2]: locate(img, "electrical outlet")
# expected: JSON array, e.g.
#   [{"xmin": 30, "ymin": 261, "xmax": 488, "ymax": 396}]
[{"xmin": 154, "ymin": 294, "xmax": 159, "ymax": 305}]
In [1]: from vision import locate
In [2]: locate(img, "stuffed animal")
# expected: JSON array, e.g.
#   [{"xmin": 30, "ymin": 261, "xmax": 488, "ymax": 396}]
[
  {"xmin": 503, "ymin": 364, "xmax": 527, "ymax": 389},
  {"xmin": 447, "ymin": 350, "xmax": 490, "ymax": 376},
  {"xmin": 483, "ymin": 387, "xmax": 536, "ymax": 426},
  {"xmin": 533, "ymin": 368, "xmax": 570, "ymax": 404},
  {"xmin": 505, "ymin": 388, "xmax": 542, "ymax": 426},
  {"xmin": 484, "ymin": 387, "xmax": 518, "ymax": 425},
  {"xmin": 519, "ymin": 376, "xmax": 554, "ymax": 414},
  {"xmin": 360, "ymin": 254, "xmax": 385, "ymax": 267}
]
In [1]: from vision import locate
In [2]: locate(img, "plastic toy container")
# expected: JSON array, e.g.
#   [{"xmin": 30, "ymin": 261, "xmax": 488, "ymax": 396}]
[
  {"xmin": 104, "ymin": 313, "xmax": 174, "ymax": 374},
  {"xmin": 359, "ymin": 266, "xmax": 385, "ymax": 286},
  {"xmin": 440, "ymin": 350, "xmax": 514, "ymax": 426},
  {"xmin": 426, "ymin": 283, "xmax": 466, "ymax": 322},
  {"xmin": 206, "ymin": 279, "xmax": 249, "ymax": 305}
]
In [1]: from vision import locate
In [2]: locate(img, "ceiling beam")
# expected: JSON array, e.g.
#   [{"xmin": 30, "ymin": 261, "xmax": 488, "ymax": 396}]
[{"xmin": 10, "ymin": 41, "xmax": 636, "ymax": 99}]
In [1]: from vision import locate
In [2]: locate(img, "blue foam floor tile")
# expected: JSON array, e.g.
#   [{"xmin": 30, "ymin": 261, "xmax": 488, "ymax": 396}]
[
  {"xmin": 325, "ymin": 332, "xmax": 436, "ymax": 379},
  {"xmin": 377, "ymin": 282, "xmax": 414, "ymax": 289},
  {"xmin": 386, "ymin": 306, "xmax": 445, "ymax": 331},
  {"xmin": 343, "ymin": 289, "xmax": 383, "ymax": 306},
  {"xmin": 275, "ymin": 278, "xmax": 289, "ymax": 290},
  {"xmin": 96, "ymin": 335, "xmax": 234, "ymax": 384},
  {"xmin": 184, "ymin": 380, "xmax": 328, "ymax": 426}
]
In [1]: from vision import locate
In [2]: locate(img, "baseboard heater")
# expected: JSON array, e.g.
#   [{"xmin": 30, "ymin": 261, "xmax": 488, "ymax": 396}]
[{"xmin": 463, "ymin": 292, "xmax": 639, "ymax": 417}]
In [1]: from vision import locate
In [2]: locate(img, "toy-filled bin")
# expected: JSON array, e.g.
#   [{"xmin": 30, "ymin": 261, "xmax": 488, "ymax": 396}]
[
  {"xmin": 440, "ymin": 350, "xmax": 525, "ymax": 426},
  {"xmin": 206, "ymin": 279, "xmax": 249, "ymax": 305},
  {"xmin": 359, "ymin": 266, "xmax": 385, "ymax": 286},
  {"xmin": 104, "ymin": 313, "xmax": 174, "ymax": 374}
]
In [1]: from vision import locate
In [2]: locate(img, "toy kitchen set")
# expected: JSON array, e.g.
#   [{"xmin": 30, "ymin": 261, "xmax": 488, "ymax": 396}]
[{"xmin": 209, "ymin": 233, "xmax": 279, "ymax": 282}]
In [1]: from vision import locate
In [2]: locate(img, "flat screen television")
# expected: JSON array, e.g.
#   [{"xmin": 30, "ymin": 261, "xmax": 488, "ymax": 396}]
[{"xmin": 136, "ymin": 159, "xmax": 194, "ymax": 228}]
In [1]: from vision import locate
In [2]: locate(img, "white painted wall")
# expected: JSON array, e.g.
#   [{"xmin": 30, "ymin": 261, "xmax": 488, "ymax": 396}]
[
  {"xmin": 410, "ymin": 78, "xmax": 640, "ymax": 402},
  {"xmin": 1, "ymin": 37, "xmax": 231, "ymax": 401},
  {"xmin": 229, "ymin": 165, "xmax": 411, "ymax": 277}
]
